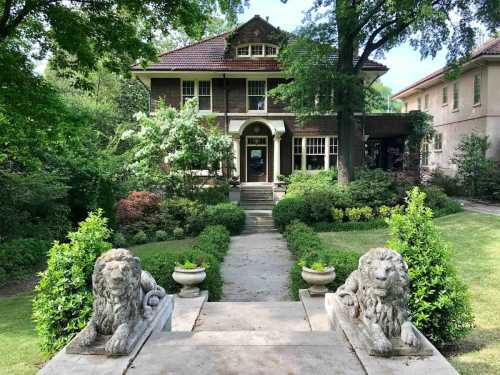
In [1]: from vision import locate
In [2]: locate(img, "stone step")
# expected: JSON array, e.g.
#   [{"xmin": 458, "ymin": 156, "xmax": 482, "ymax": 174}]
[
  {"xmin": 127, "ymin": 331, "xmax": 365, "ymax": 375},
  {"xmin": 241, "ymin": 205, "xmax": 275, "ymax": 210},
  {"xmin": 245, "ymin": 219, "xmax": 274, "ymax": 225}
]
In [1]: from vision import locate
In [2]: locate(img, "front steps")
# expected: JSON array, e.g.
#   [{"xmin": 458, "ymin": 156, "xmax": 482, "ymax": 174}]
[
  {"xmin": 242, "ymin": 210, "xmax": 276, "ymax": 234},
  {"xmin": 240, "ymin": 184, "xmax": 274, "ymax": 210}
]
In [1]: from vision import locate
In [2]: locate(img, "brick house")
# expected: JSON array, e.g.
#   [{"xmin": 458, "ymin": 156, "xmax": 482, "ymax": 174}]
[
  {"xmin": 132, "ymin": 15, "xmax": 412, "ymax": 183},
  {"xmin": 393, "ymin": 37, "xmax": 500, "ymax": 176}
]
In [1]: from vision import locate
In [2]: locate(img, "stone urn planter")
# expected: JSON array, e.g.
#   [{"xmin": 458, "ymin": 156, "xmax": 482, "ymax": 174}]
[
  {"xmin": 172, "ymin": 267, "xmax": 206, "ymax": 298},
  {"xmin": 301, "ymin": 266, "xmax": 336, "ymax": 296}
]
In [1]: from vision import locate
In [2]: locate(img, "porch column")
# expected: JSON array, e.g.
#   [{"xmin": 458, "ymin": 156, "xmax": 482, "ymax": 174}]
[
  {"xmin": 232, "ymin": 136, "xmax": 240, "ymax": 178},
  {"xmin": 273, "ymin": 134, "xmax": 282, "ymax": 182},
  {"xmin": 325, "ymin": 136, "xmax": 330, "ymax": 170}
]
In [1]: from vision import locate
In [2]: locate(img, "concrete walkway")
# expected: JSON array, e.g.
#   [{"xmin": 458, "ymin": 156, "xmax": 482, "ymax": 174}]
[
  {"xmin": 457, "ymin": 199, "xmax": 500, "ymax": 216},
  {"xmin": 221, "ymin": 232, "xmax": 294, "ymax": 302}
]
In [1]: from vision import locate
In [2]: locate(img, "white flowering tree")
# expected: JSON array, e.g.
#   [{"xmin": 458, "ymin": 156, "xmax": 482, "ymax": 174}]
[{"xmin": 123, "ymin": 99, "xmax": 233, "ymax": 195}]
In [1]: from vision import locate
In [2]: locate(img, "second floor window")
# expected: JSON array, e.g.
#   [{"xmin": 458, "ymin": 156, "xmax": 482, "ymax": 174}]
[
  {"xmin": 182, "ymin": 80, "xmax": 211, "ymax": 111},
  {"xmin": 434, "ymin": 133, "xmax": 442, "ymax": 151},
  {"xmin": 248, "ymin": 80, "xmax": 266, "ymax": 111},
  {"xmin": 453, "ymin": 82, "xmax": 459, "ymax": 110},
  {"xmin": 474, "ymin": 74, "xmax": 481, "ymax": 105},
  {"xmin": 421, "ymin": 142, "xmax": 429, "ymax": 166},
  {"xmin": 442, "ymin": 86, "xmax": 448, "ymax": 105}
]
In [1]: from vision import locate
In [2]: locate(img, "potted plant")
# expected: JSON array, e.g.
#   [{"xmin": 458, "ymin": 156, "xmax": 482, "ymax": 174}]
[
  {"xmin": 172, "ymin": 260, "xmax": 208, "ymax": 298},
  {"xmin": 299, "ymin": 251, "xmax": 335, "ymax": 296}
]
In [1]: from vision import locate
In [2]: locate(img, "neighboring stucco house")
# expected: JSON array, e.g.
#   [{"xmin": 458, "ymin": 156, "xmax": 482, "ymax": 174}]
[
  {"xmin": 132, "ymin": 15, "xmax": 412, "ymax": 183},
  {"xmin": 393, "ymin": 37, "xmax": 500, "ymax": 175}
]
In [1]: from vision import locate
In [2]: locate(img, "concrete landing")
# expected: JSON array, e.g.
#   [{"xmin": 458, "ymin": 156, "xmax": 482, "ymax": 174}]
[
  {"xmin": 127, "ymin": 331, "xmax": 366, "ymax": 375},
  {"xmin": 195, "ymin": 302, "xmax": 310, "ymax": 331},
  {"xmin": 221, "ymin": 232, "xmax": 293, "ymax": 301}
]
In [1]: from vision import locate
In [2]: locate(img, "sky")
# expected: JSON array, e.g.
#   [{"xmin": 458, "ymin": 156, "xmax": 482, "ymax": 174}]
[{"xmin": 240, "ymin": 0, "xmax": 448, "ymax": 94}]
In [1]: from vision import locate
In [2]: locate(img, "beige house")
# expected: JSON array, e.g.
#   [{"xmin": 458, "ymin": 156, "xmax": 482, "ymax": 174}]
[{"xmin": 393, "ymin": 37, "xmax": 500, "ymax": 175}]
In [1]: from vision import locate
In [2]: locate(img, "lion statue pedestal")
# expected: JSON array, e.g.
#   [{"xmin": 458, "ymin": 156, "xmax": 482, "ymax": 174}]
[
  {"xmin": 326, "ymin": 247, "xmax": 433, "ymax": 357},
  {"xmin": 66, "ymin": 248, "xmax": 173, "ymax": 356}
]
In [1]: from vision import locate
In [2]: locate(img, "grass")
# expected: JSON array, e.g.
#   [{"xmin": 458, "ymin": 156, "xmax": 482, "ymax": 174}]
[
  {"xmin": 0, "ymin": 237, "xmax": 196, "ymax": 375},
  {"xmin": 0, "ymin": 293, "xmax": 44, "ymax": 375},
  {"xmin": 319, "ymin": 211, "xmax": 500, "ymax": 375},
  {"xmin": 130, "ymin": 237, "xmax": 196, "ymax": 257}
]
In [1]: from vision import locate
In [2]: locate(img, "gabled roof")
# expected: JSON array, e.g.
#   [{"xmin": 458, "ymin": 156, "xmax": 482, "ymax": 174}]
[
  {"xmin": 393, "ymin": 37, "xmax": 500, "ymax": 99},
  {"xmin": 131, "ymin": 15, "xmax": 388, "ymax": 73}
]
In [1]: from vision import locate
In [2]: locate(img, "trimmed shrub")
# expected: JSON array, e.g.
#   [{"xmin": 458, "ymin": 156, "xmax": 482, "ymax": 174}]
[
  {"xmin": 358, "ymin": 206, "xmax": 374, "ymax": 221},
  {"xmin": 133, "ymin": 230, "xmax": 148, "ymax": 244},
  {"xmin": 194, "ymin": 225, "xmax": 230, "ymax": 261},
  {"xmin": 0, "ymin": 239, "xmax": 51, "ymax": 287},
  {"xmin": 272, "ymin": 197, "xmax": 307, "ymax": 232},
  {"xmin": 331, "ymin": 208, "xmax": 344, "ymax": 223},
  {"xmin": 284, "ymin": 221, "xmax": 323, "ymax": 258},
  {"xmin": 388, "ymin": 187, "xmax": 474, "ymax": 346},
  {"xmin": 140, "ymin": 248, "xmax": 223, "ymax": 301},
  {"xmin": 112, "ymin": 232, "xmax": 127, "ymax": 247},
  {"xmin": 173, "ymin": 227, "xmax": 184, "ymax": 239},
  {"xmin": 433, "ymin": 200, "xmax": 463, "ymax": 218},
  {"xmin": 155, "ymin": 230, "xmax": 169, "ymax": 242},
  {"xmin": 346, "ymin": 207, "xmax": 363, "ymax": 222},
  {"xmin": 33, "ymin": 210, "xmax": 112, "ymax": 355},
  {"xmin": 421, "ymin": 185, "xmax": 449, "ymax": 210},
  {"xmin": 205, "ymin": 202, "xmax": 245, "ymax": 235},
  {"xmin": 286, "ymin": 170, "xmax": 337, "ymax": 197},
  {"xmin": 349, "ymin": 168, "xmax": 400, "ymax": 208},
  {"xmin": 312, "ymin": 219, "xmax": 387, "ymax": 232}
]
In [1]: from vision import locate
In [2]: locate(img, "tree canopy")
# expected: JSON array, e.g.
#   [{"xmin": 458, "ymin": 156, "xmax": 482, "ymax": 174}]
[{"xmin": 274, "ymin": 0, "xmax": 500, "ymax": 183}]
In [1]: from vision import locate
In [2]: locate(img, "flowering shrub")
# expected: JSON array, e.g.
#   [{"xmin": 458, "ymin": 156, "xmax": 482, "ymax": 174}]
[
  {"xmin": 116, "ymin": 191, "xmax": 161, "ymax": 225},
  {"xmin": 331, "ymin": 208, "xmax": 344, "ymax": 223}
]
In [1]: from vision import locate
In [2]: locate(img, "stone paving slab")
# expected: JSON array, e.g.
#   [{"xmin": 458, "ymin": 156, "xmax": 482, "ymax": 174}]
[
  {"xmin": 172, "ymin": 291, "xmax": 208, "ymax": 331},
  {"xmin": 127, "ymin": 331, "xmax": 366, "ymax": 375},
  {"xmin": 299, "ymin": 289, "xmax": 331, "ymax": 331},
  {"xmin": 195, "ymin": 302, "xmax": 311, "ymax": 331},
  {"xmin": 222, "ymin": 232, "xmax": 293, "ymax": 301}
]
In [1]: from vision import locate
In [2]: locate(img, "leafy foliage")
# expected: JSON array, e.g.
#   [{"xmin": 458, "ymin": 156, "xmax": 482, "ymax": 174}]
[
  {"xmin": 272, "ymin": 197, "xmax": 308, "ymax": 232},
  {"xmin": 388, "ymin": 187, "xmax": 474, "ymax": 346},
  {"xmin": 194, "ymin": 225, "xmax": 231, "ymax": 261},
  {"xmin": 205, "ymin": 203, "xmax": 245, "ymax": 235},
  {"xmin": 32, "ymin": 210, "xmax": 112, "ymax": 355},
  {"xmin": 0, "ymin": 239, "xmax": 51, "ymax": 287}
]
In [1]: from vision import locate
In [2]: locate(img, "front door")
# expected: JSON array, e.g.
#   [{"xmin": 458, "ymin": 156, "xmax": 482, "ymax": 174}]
[{"xmin": 247, "ymin": 147, "xmax": 267, "ymax": 182}]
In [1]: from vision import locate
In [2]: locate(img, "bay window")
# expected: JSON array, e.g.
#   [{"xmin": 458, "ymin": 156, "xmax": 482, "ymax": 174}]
[{"xmin": 292, "ymin": 136, "xmax": 338, "ymax": 171}]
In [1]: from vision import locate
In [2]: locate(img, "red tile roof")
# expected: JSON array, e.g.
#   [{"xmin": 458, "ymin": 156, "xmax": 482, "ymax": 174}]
[
  {"xmin": 131, "ymin": 32, "xmax": 388, "ymax": 72},
  {"xmin": 393, "ymin": 37, "xmax": 500, "ymax": 99}
]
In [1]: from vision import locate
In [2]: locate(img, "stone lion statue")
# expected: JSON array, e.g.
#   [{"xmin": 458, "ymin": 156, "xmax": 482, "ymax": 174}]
[
  {"xmin": 75, "ymin": 248, "xmax": 165, "ymax": 356},
  {"xmin": 336, "ymin": 247, "xmax": 419, "ymax": 356}
]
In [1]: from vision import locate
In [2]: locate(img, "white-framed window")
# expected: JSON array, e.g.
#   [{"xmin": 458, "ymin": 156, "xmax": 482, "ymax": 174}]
[
  {"xmin": 247, "ymin": 136, "xmax": 267, "ymax": 146},
  {"xmin": 421, "ymin": 142, "xmax": 430, "ymax": 166},
  {"xmin": 329, "ymin": 136, "xmax": 338, "ymax": 168},
  {"xmin": 434, "ymin": 133, "xmax": 442, "ymax": 152},
  {"xmin": 236, "ymin": 45, "xmax": 249, "ymax": 57},
  {"xmin": 247, "ymin": 80, "xmax": 266, "ymax": 111},
  {"xmin": 236, "ymin": 43, "xmax": 279, "ymax": 57},
  {"xmin": 473, "ymin": 73, "xmax": 481, "ymax": 105},
  {"xmin": 442, "ymin": 86, "xmax": 448, "ymax": 105},
  {"xmin": 293, "ymin": 138, "xmax": 302, "ymax": 171},
  {"xmin": 181, "ymin": 80, "xmax": 211, "ymax": 111},
  {"xmin": 292, "ymin": 136, "xmax": 338, "ymax": 171},
  {"xmin": 453, "ymin": 82, "xmax": 459, "ymax": 110}
]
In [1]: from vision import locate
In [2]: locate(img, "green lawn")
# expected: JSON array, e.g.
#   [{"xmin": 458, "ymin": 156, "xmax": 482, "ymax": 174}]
[
  {"xmin": 319, "ymin": 211, "xmax": 500, "ymax": 375},
  {"xmin": 0, "ymin": 238, "xmax": 196, "ymax": 375}
]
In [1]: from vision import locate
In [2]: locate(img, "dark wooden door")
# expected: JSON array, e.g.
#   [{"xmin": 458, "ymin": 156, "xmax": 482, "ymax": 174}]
[{"xmin": 247, "ymin": 147, "xmax": 267, "ymax": 182}]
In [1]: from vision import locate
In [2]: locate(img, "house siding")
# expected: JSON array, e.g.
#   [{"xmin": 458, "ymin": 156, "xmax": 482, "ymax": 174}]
[{"xmin": 150, "ymin": 78, "xmax": 180, "ymax": 110}]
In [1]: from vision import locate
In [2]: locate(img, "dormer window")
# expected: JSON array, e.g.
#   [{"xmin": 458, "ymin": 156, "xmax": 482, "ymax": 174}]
[{"xmin": 236, "ymin": 43, "xmax": 279, "ymax": 58}]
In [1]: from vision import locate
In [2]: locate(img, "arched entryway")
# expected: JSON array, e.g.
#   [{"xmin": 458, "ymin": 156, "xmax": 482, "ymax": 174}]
[{"xmin": 228, "ymin": 118, "xmax": 285, "ymax": 183}]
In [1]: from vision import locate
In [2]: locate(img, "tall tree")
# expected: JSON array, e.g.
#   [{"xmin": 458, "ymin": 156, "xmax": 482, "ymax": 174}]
[{"xmin": 274, "ymin": 0, "xmax": 499, "ymax": 183}]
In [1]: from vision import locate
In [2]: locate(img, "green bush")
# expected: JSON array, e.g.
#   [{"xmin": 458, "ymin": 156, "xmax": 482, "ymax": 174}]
[
  {"xmin": 206, "ymin": 202, "xmax": 245, "ymax": 235},
  {"xmin": 358, "ymin": 206, "xmax": 373, "ymax": 221},
  {"xmin": 140, "ymin": 248, "xmax": 223, "ymax": 301},
  {"xmin": 421, "ymin": 185, "xmax": 449, "ymax": 210},
  {"xmin": 349, "ymin": 168, "xmax": 400, "ymax": 208},
  {"xmin": 345, "ymin": 207, "xmax": 362, "ymax": 222},
  {"xmin": 173, "ymin": 227, "xmax": 185, "ymax": 239},
  {"xmin": 304, "ymin": 188, "xmax": 336, "ymax": 223},
  {"xmin": 194, "ymin": 225, "xmax": 230, "ymax": 261},
  {"xmin": 433, "ymin": 199, "xmax": 463, "ymax": 218},
  {"xmin": 429, "ymin": 169, "xmax": 462, "ymax": 196},
  {"xmin": 284, "ymin": 221, "xmax": 323, "ymax": 258},
  {"xmin": 286, "ymin": 170, "xmax": 337, "ymax": 197},
  {"xmin": 388, "ymin": 187, "xmax": 474, "ymax": 346},
  {"xmin": 32, "ymin": 210, "xmax": 112, "ymax": 355},
  {"xmin": 331, "ymin": 208, "xmax": 344, "ymax": 223},
  {"xmin": 133, "ymin": 230, "xmax": 148, "ymax": 244},
  {"xmin": 0, "ymin": 239, "xmax": 51, "ymax": 287},
  {"xmin": 155, "ymin": 230, "xmax": 169, "ymax": 242},
  {"xmin": 112, "ymin": 232, "xmax": 127, "ymax": 247},
  {"xmin": 272, "ymin": 197, "xmax": 307, "ymax": 231},
  {"xmin": 160, "ymin": 198, "xmax": 207, "ymax": 236},
  {"xmin": 195, "ymin": 183, "xmax": 230, "ymax": 205},
  {"xmin": 312, "ymin": 219, "xmax": 387, "ymax": 232}
]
